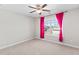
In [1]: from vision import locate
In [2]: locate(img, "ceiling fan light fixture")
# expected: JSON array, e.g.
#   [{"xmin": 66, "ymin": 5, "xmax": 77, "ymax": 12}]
[{"xmin": 36, "ymin": 9, "xmax": 42, "ymax": 13}]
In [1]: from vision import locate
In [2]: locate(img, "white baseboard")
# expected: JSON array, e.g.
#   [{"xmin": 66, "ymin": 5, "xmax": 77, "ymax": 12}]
[
  {"xmin": 37, "ymin": 38, "xmax": 79, "ymax": 49},
  {"xmin": 0, "ymin": 37, "xmax": 34, "ymax": 49}
]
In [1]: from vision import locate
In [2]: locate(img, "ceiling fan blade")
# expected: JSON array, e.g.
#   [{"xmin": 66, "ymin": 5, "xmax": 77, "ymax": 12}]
[
  {"xmin": 28, "ymin": 6, "xmax": 36, "ymax": 9},
  {"xmin": 29, "ymin": 10, "xmax": 36, "ymax": 13},
  {"xmin": 43, "ymin": 9, "xmax": 50, "ymax": 12},
  {"xmin": 42, "ymin": 4, "xmax": 47, "ymax": 8}
]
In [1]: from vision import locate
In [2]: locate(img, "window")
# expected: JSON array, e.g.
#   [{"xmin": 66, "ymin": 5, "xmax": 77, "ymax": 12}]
[{"xmin": 44, "ymin": 17, "xmax": 60, "ymax": 37}]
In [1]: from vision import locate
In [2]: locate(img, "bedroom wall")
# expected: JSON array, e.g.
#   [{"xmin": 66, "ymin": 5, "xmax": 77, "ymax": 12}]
[
  {"xmin": 35, "ymin": 8, "xmax": 79, "ymax": 48},
  {"xmin": 63, "ymin": 8, "xmax": 79, "ymax": 47},
  {"xmin": 0, "ymin": 9, "xmax": 35, "ymax": 48}
]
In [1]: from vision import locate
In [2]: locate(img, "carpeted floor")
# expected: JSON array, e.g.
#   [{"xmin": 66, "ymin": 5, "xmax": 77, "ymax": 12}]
[{"xmin": 0, "ymin": 39, "xmax": 79, "ymax": 55}]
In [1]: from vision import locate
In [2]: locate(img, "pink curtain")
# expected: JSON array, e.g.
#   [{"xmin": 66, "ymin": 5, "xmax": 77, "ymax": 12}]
[
  {"xmin": 56, "ymin": 12, "xmax": 64, "ymax": 42},
  {"xmin": 40, "ymin": 16, "xmax": 44, "ymax": 39}
]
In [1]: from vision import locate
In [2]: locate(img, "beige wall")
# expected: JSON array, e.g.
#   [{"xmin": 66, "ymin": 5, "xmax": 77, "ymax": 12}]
[
  {"xmin": 63, "ymin": 8, "xmax": 79, "ymax": 47},
  {"xmin": 0, "ymin": 9, "xmax": 35, "ymax": 48}
]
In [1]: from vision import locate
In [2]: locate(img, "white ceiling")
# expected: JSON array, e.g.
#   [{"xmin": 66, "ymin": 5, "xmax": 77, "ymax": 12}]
[{"xmin": 0, "ymin": 4, "xmax": 79, "ymax": 18}]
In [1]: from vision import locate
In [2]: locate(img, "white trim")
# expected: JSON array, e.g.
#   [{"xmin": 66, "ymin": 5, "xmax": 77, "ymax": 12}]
[
  {"xmin": 0, "ymin": 38, "xmax": 34, "ymax": 49},
  {"xmin": 37, "ymin": 38, "xmax": 79, "ymax": 49}
]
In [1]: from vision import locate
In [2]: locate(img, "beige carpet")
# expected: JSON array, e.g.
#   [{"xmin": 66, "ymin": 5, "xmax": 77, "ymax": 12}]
[{"xmin": 0, "ymin": 39, "xmax": 79, "ymax": 55}]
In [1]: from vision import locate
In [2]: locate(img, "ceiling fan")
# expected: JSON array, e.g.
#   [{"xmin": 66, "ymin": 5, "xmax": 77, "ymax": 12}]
[{"xmin": 28, "ymin": 4, "xmax": 50, "ymax": 15}]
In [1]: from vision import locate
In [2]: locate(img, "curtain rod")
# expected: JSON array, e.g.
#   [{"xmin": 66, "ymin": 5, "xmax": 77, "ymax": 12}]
[{"xmin": 42, "ymin": 11, "xmax": 68, "ymax": 17}]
